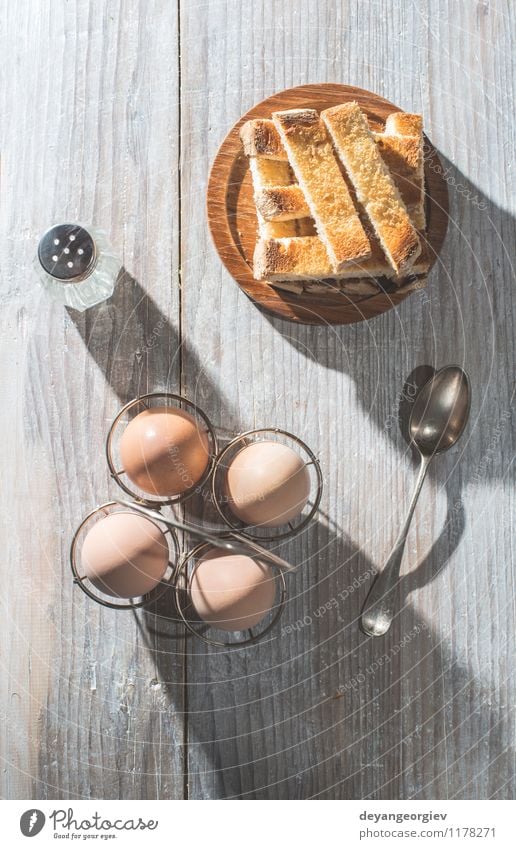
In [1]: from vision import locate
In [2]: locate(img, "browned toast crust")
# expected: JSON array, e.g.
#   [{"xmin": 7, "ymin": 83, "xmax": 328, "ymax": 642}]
[
  {"xmin": 255, "ymin": 185, "xmax": 309, "ymax": 220},
  {"xmin": 240, "ymin": 119, "xmax": 287, "ymax": 159}
]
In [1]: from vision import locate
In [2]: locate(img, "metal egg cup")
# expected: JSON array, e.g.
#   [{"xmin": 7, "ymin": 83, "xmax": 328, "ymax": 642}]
[
  {"xmin": 70, "ymin": 501, "xmax": 180, "ymax": 611},
  {"xmin": 173, "ymin": 541, "xmax": 287, "ymax": 648},
  {"xmin": 105, "ymin": 391, "xmax": 218, "ymax": 507},
  {"xmin": 211, "ymin": 427, "xmax": 323, "ymax": 542}
]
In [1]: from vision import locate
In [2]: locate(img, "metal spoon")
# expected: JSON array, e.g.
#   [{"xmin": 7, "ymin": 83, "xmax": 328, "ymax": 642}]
[{"xmin": 361, "ymin": 366, "xmax": 471, "ymax": 637}]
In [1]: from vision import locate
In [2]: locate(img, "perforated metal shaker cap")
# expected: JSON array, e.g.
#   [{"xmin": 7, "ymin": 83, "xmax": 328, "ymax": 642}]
[{"xmin": 38, "ymin": 223, "xmax": 97, "ymax": 282}]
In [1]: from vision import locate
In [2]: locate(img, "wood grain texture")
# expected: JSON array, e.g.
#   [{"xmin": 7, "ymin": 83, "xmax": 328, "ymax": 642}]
[
  {"xmin": 207, "ymin": 83, "xmax": 448, "ymax": 325},
  {"xmin": 0, "ymin": 0, "xmax": 514, "ymax": 802}
]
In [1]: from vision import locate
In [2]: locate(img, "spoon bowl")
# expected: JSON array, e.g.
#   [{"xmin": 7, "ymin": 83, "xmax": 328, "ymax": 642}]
[{"xmin": 409, "ymin": 366, "xmax": 471, "ymax": 456}]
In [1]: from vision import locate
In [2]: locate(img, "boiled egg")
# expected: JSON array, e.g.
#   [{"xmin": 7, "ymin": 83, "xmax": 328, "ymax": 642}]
[
  {"xmin": 119, "ymin": 406, "xmax": 210, "ymax": 497},
  {"xmin": 225, "ymin": 440, "xmax": 310, "ymax": 527},
  {"xmin": 81, "ymin": 511, "xmax": 169, "ymax": 598},
  {"xmin": 189, "ymin": 546, "xmax": 276, "ymax": 631}
]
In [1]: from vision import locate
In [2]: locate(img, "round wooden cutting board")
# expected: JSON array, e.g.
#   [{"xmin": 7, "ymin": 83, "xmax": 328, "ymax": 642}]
[{"xmin": 207, "ymin": 83, "xmax": 449, "ymax": 326}]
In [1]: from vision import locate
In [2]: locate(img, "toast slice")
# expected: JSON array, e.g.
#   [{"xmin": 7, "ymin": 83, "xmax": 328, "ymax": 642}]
[
  {"xmin": 254, "ymin": 235, "xmax": 430, "ymax": 282},
  {"xmin": 272, "ymin": 108, "xmax": 371, "ymax": 271},
  {"xmin": 374, "ymin": 112, "xmax": 425, "ymax": 230},
  {"xmin": 384, "ymin": 112, "xmax": 422, "ymax": 137},
  {"xmin": 240, "ymin": 119, "xmax": 288, "ymax": 160},
  {"xmin": 242, "ymin": 110, "xmax": 428, "ymax": 286},
  {"xmin": 248, "ymin": 156, "xmax": 315, "ymax": 238},
  {"xmin": 322, "ymin": 102, "xmax": 421, "ymax": 274}
]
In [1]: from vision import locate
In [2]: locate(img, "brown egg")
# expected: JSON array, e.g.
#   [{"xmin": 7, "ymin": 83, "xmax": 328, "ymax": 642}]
[
  {"xmin": 225, "ymin": 440, "xmax": 311, "ymax": 528},
  {"xmin": 189, "ymin": 547, "xmax": 276, "ymax": 631},
  {"xmin": 120, "ymin": 406, "xmax": 210, "ymax": 497},
  {"xmin": 81, "ymin": 512, "xmax": 169, "ymax": 599}
]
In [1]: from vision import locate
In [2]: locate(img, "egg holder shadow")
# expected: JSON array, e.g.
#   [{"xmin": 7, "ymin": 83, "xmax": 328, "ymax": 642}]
[{"xmin": 70, "ymin": 391, "xmax": 324, "ymax": 648}]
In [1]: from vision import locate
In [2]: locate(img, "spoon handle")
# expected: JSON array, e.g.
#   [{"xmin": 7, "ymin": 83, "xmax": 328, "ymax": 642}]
[{"xmin": 361, "ymin": 454, "xmax": 432, "ymax": 637}]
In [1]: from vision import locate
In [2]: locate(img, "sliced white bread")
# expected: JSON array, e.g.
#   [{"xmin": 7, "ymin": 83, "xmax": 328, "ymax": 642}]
[
  {"xmin": 272, "ymin": 108, "xmax": 371, "ymax": 271},
  {"xmin": 248, "ymin": 156, "xmax": 315, "ymax": 238},
  {"xmin": 374, "ymin": 112, "xmax": 425, "ymax": 230},
  {"xmin": 254, "ymin": 235, "xmax": 430, "ymax": 282},
  {"xmin": 255, "ymin": 184, "xmax": 310, "ymax": 221},
  {"xmin": 240, "ymin": 119, "xmax": 287, "ymax": 159},
  {"xmin": 244, "ymin": 116, "xmax": 425, "ymax": 227},
  {"xmin": 322, "ymin": 102, "xmax": 421, "ymax": 274}
]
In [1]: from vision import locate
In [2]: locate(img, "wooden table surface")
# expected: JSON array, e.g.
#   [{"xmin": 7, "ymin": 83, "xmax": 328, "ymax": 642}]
[{"xmin": 1, "ymin": 0, "xmax": 514, "ymax": 800}]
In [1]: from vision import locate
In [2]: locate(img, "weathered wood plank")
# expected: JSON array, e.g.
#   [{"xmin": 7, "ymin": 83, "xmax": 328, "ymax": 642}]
[
  {"xmin": 180, "ymin": 0, "xmax": 515, "ymax": 799},
  {"xmin": 0, "ymin": 0, "xmax": 185, "ymax": 799}
]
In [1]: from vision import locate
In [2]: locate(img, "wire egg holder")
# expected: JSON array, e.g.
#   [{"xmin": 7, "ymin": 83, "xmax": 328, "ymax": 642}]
[
  {"xmin": 173, "ymin": 540, "xmax": 288, "ymax": 648},
  {"xmin": 70, "ymin": 501, "xmax": 180, "ymax": 611},
  {"xmin": 72, "ymin": 401, "xmax": 320, "ymax": 647},
  {"xmin": 211, "ymin": 427, "xmax": 323, "ymax": 542},
  {"xmin": 105, "ymin": 391, "xmax": 218, "ymax": 506},
  {"xmin": 71, "ymin": 498, "xmax": 292, "ymax": 647}
]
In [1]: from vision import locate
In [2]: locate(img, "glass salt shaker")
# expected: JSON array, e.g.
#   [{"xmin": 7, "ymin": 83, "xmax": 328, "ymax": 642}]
[{"xmin": 35, "ymin": 223, "xmax": 122, "ymax": 311}]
